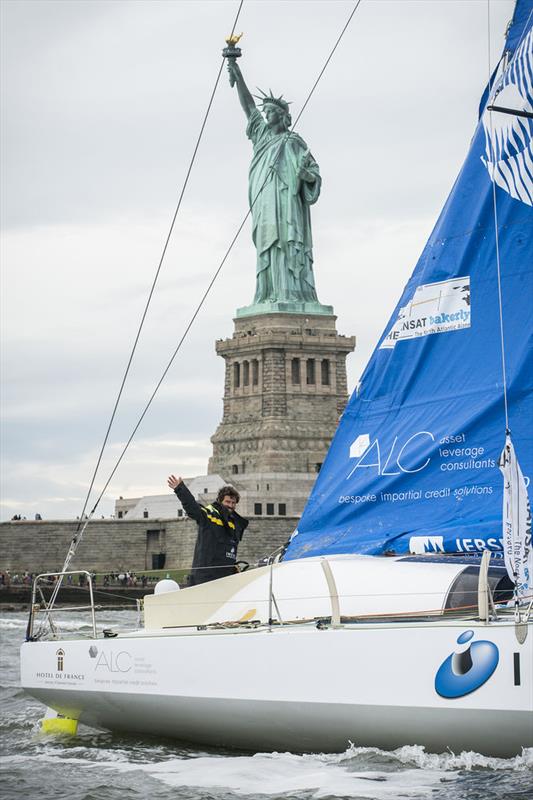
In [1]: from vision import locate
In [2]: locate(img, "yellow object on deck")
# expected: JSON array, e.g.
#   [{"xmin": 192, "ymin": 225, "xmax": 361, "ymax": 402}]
[{"xmin": 238, "ymin": 608, "xmax": 257, "ymax": 622}]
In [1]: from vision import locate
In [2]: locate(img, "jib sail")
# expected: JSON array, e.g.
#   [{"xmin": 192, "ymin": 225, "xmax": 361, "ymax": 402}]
[{"xmin": 285, "ymin": 1, "xmax": 533, "ymax": 560}]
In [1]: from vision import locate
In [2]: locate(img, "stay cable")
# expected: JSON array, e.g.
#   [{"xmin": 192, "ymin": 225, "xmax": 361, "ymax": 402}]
[
  {"xmin": 88, "ymin": 0, "xmax": 363, "ymax": 515},
  {"xmin": 44, "ymin": 1, "xmax": 363, "ymax": 623}
]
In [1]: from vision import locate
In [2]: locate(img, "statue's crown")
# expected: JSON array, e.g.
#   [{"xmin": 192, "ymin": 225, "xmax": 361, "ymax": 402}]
[{"xmin": 254, "ymin": 88, "xmax": 292, "ymax": 113}]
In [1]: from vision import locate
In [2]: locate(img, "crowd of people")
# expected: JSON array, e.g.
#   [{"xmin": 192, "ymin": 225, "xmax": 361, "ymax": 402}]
[
  {"xmin": 0, "ymin": 570, "xmax": 165, "ymax": 589},
  {"xmin": 0, "ymin": 571, "xmax": 35, "ymax": 586},
  {"xmin": 100, "ymin": 571, "xmax": 154, "ymax": 587},
  {"xmin": 10, "ymin": 514, "xmax": 114, "ymax": 520}
]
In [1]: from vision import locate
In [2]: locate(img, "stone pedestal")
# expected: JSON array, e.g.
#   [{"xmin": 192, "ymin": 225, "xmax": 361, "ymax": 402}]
[{"xmin": 208, "ymin": 312, "xmax": 355, "ymax": 515}]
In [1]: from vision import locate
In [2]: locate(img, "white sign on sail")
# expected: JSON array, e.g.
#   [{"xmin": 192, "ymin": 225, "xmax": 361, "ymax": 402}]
[
  {"xmin": 499, "ymin": 433, "xmax": 533, "ymax": 600},
  {"xmin": 379, "ymin": 277, "xmax": 471, "ymax": 350}
]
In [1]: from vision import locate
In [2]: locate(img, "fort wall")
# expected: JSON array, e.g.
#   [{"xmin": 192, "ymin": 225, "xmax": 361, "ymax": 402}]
[{"xmin": 0, "ymin": 517, "xmax": 295, "ymax": 575}]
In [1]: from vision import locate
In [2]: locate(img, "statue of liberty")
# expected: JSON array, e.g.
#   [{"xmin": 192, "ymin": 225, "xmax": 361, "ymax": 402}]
[{"xmin": 226, "ymin": 57, "xmax": 323, "ymax": 308}]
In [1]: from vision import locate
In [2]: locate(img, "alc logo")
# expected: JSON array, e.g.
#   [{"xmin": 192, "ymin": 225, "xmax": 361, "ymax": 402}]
[
  {"xmin": 435, "ymin": 630, "xmax": 499, "ymax": 698},
  {"xmin": 94, "ymin": 650, "xmax": 132, "ymax": 673},
  {"xmin": 347, "ymin": 431, "xmax": 435, "ymax": 479}
]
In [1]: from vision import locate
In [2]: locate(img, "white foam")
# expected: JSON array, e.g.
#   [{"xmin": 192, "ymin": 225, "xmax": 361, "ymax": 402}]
[
  {"xmin": 0, "ymin": 754, "xmax": 93, "ymax": 768},
  {"xmin": 0, "ymin": 618, "xmax": 28, "ymax": 629},
  {"xmin": 0, "ymin": 750, "xmax": 450, "ymax": 799},
  {"xmin": 0, "ymin": 617, "xmax": 91, "ymax": 632},
  {"xmin": 0, "ymin": 618, "xmax": 137, "ymax": 636},
  {"xmin": 386, "ymin": 743, "xmax": 533, "ymax": 772},
  {"xmin": 2, "ymin": 744, "xmax": 531, "ymax": 799},
  {"xmin": 141, "ymin": 753, "xmax": 449, "ymax": 798},
  {"xmin": 0, "ymin": 610, "xmax": 137, "ymax": 632}
]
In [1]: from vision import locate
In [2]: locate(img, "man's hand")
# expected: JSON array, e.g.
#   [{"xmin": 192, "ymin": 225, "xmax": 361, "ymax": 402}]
[{"xmin": 167, "ymin": 475, "xmax": 183, "ymax": 490}]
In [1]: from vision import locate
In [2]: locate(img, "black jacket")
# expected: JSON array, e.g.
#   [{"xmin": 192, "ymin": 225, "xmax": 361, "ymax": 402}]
[{"xmin": 175, "ymin": 482, "xmax": 248, "ymax": 586}]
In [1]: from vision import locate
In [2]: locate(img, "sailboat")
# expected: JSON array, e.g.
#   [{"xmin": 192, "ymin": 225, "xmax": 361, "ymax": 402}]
[{"xmin": 20, "ymin": 1, "xmax": 533, "ymax": 756}]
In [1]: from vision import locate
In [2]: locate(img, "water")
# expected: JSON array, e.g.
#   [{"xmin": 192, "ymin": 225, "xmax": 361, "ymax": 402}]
[{"xmin": 1, "ymin": 611, "xmax": 532, "ymax": 800}]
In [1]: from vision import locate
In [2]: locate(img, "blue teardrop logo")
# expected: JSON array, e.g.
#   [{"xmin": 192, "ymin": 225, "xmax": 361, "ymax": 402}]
[{"xmin": 435, "ymin": 630, "xmax": 499, "ymax": 698}]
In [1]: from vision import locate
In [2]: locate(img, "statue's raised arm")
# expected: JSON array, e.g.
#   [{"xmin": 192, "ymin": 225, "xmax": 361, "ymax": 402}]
[{"xmin": 227, "ymin": 60, "xmax": 256, "ymax": 119}]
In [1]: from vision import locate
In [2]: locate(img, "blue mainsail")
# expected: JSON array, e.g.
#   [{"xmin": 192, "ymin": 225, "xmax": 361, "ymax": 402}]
[{"xmin": 285, "ymin": 1, "xmax": 533, "ymax": 560}]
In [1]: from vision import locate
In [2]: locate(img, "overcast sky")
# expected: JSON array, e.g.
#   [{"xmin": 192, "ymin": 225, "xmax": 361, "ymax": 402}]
[{"xmin": 1, "ymin": 0, "xmax": 515, "ymax": 521}]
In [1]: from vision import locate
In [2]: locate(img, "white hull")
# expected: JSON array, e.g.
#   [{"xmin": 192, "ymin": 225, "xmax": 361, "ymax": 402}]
[{"xmin": 21, "ymin": 617, "xmax": 533, "ymax": 756}]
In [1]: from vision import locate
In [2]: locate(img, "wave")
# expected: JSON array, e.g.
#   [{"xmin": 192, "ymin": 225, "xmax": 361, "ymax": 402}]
[
  {"xmin": 0, "ymin": 619, "xmax": 30, "ymax": 629},
  {"xmin": 0, "ymin": 686, "xmax": 28, "ymax": 697},
  {"xmin": 376, "ymin": 743, "xmax": 533, "ymax": 772},
  {"xmin": 0, "ymin": 618, "xmax": 136, "ymax": 633},
  {"xmin": 1, "ymin": 744, "xmax": 531, "ymax": 800}
]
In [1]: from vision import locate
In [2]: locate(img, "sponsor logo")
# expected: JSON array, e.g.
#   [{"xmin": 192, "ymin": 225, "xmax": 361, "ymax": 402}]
[
  {"xmin": 94, "ymin": 650, "xmax": 133, "ymax": 673},
  {"xmin": 409, "ymin": 536, "xmax": 445, "ymax": 554},
  {"xmin": 435, "ymin": 630, "xmax": 499, "ymax": 698},
  {"xmin": 35, "ymin": 649, "xmax": 84, "ymax": 681},
  {"xmin": 347, "ymin": 431, "xmax": 434, "ymax": 479},
  {"xmin": 481, "ymin": 28, "xmax": 533, "ymax": 207},
  {"xmin": 350, "ymin": 434, "xmax": 370, "ymax": 458},
  {"xmin": 409, "ymin": 536, "xmax": 504, "ymax": 554},
  {"xmin": 380, "ymin": 277, "xmax": 471, "ymax": 350},
  {"xmin": 36, "ymin": 671, "xmax": 85, "ymax": 680}
]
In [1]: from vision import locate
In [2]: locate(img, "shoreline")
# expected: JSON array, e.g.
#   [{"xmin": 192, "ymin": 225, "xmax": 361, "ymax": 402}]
[
  {"xmin": 1, "ymin": 602, "xmax": 136, "ymax": 613},
  {"xmin": 0, "ymin": 585, "xmax": 154, "ymax": 612}
]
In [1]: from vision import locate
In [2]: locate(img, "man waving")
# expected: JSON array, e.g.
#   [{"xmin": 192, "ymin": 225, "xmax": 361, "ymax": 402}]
[{"xmin": 167, "ymin": 475, "xmax": 249, "ymax": 586}]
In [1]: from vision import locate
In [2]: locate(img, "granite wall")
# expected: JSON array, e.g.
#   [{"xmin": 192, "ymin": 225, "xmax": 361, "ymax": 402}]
[{"xmin": 0, "ymin": 516, "xmax": 296, "ymax": 574}]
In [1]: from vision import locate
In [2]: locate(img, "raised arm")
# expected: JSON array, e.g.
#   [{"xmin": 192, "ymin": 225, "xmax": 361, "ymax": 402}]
[
  {"xmin": 227, "ymin": 60, "xmax": 256, "ymax": 119},
  {"xmin": 167, "ymin": 475, "xmax": 204, "ymax": 523}
]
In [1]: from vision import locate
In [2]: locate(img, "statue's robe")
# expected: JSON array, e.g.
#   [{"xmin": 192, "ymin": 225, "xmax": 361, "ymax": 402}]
[{"xmin": 246, "ymin": 108, "xmax": 321, "ymax": 303}]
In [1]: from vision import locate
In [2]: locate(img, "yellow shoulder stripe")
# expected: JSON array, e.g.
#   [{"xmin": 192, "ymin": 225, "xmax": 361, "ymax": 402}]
[{"xmin": 201, "ymin": 506, "xmax": 237, "ymax": 530}]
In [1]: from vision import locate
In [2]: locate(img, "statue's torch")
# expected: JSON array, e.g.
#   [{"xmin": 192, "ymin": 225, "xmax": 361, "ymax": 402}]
[{"xmin": 223, "ymin": 33, "xmax": 243, "ymax": 86}]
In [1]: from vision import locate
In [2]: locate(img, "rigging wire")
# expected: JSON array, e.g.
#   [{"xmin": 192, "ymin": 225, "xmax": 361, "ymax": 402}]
[
  {"xmin": 486, "ymin": 0, "xmax": 511, "ymax": 432},
  {"xmin": 37, "ymin": 1, "xmax": 244, "ymax": 631},
  {"xmin": 38, "ymin": 577, "xmax": 142, "ymax": 606},
  {"xmin": 292, "ymin": 0, "xmax": 362, "ymax": 130},
  {"xmin": 87, "ymin": 0, "xmax": 362, "ymax": 514},
  {"xmin": 485, "ymin": 0, "xmax": 533, "ymax": 432},
  {"xmin": 74, "ymin": 0, "xmax": 245, "ymax": 530},
  {"xmin": 37, "ymin": 0, "xmax": 363, "ymax": 633},
  {"xmin": 485, "ymin": 1, "xmax": 533, "ymax": 610}
]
